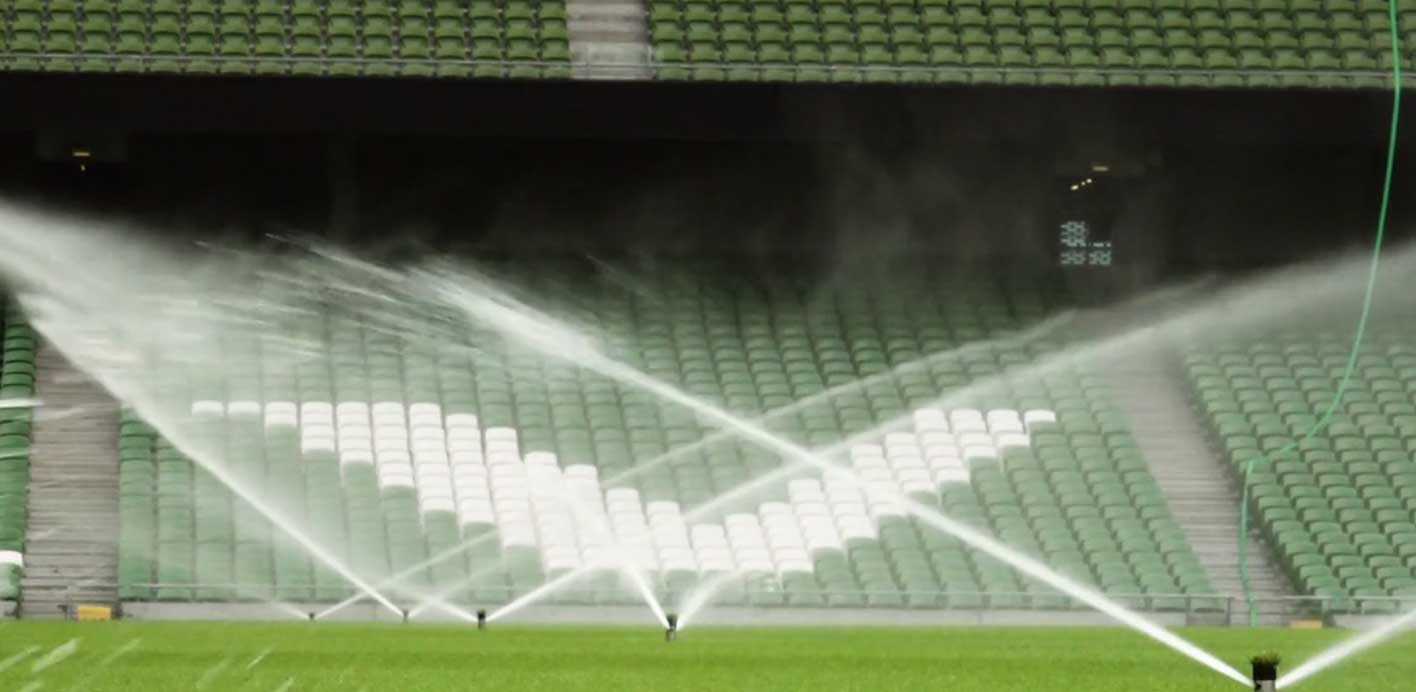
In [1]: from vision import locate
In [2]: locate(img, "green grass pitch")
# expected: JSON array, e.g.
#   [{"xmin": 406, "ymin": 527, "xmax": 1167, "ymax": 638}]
[{"xmin": 1, "ymin": 622, "xmax": 1412, "ymax": 691}]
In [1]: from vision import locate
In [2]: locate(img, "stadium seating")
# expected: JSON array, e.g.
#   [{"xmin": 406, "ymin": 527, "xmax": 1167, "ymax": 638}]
[
  {"xmin": 0, "ymin": 301, "xmax": 36, "ymax": 604},
  {"xmin": 0, "ymin": 0, "xmax": 1406, "ymax": 85},
  {"xmin": 647, "ymin": 0, "xmax": 1404, "ymax": 86},
  {"xmin": 0, "ymin": 0, "xmax": 572, "ymax": 78},
  {"xmin": 1186, "ymin": 330, "xmax": 1416, "ymax": 614},
  {"xmin": 115, "ymin": 266, "xmax": 1215, "ymax": 610}
]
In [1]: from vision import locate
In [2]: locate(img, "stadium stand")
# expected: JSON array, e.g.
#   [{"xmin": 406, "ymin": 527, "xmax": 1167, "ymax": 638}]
[
  {"xmin": 648, "ymin": 0, "xmax": 1405, "ymax": 86},
  {"xmin": 1186, "ymin": 330, "xmax": 1416, "ymax": 614},
  {"xmin": 0, "ymin": 0, "xmax": 572, "ymax": 78},
  {"xmin": 114, "ymin": 266, "xmax": 1218, "ymax": 610},
  {"xmin": 0, "ymin": 301, "xmax": 36, "ymax": 604},
  {"xmin": 0, "ymin": 0, "xmax": 1406, "ymax": 84}
]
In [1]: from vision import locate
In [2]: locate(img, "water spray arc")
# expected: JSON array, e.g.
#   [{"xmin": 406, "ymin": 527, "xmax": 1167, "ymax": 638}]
[
  {"xmin": 674, "ymin": 570, "xmax": 744, "ymax": 630},
  {"xmin": 401, "ymin": 560, "xmax": 517, "ymax": 621},
  {"xmin": 418, "ymin": 248, "xmax": 1416, "ymax": 669},
  {"xmin": 486, "ymin": 568, "xmax": 589, "ymax": 623},
  {"xmin": 0, "ymin": 217, "xmax": 415, "ymax": 622},
  {"xmin": 621, "ymin": 559, "xmax": 673, "ymax": 630},
  {"xmin": 482, "ymin": 483, "xmax": 672, "ymax": 628},
  {"xmin": 328, "ymin": 301, "xmax": 1084, "ymax": 622},
  {"xmin": 24, "ymin": 311, "xmax": 406, "ymax": 619},
  {"xmin": 428, "ymin": 274, "xmax": 1253, "ymax": 687},
  {"xmin": 1276, "ymin": 607, "xmax": 1416, "ymax": 688},
  {"xmin": 313, "ymin": 537, "xmax": 494, "ymax": 619},
  {"xmin": 2, "ymin": 196, "xmax": 1409, "ymax": 688},
  {"xmin": 562, "ymin": 481, "xmax": 674, "ymax": 630},
  {"xmin": 604, "ymin": 310, "xmax": 1078, "ymax": 488},
  {"xmin": 601, "ymin": 276, "xmax": 1212, "ymax": 497},
  {"xmin": 674, "ymin": 279, "xmax": 1313, "ymax": 526}
]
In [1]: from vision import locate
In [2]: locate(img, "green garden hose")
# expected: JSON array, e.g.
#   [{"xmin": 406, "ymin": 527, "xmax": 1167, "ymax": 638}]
[{"xmin": 1235, "ymin": 4, "xmax": 1402, "ymax": 626}]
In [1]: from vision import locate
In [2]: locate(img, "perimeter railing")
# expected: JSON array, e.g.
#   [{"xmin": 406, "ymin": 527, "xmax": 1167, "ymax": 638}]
[
  {"xmin": 24, "ymin": 582, "xmax": 1416, "ymax": 626},
  {"xmin": 52, "ymin": 582, "xmax": 1229, "ymax": 618},
  {"xmin": 1247, "ymin": 594, "xmax": 1416, "ymax": 620}
]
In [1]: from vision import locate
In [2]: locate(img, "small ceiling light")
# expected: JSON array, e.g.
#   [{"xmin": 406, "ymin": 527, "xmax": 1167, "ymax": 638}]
[{"xmin": 72, "ymin": 149, "xmax": 91, "ymax": 158}]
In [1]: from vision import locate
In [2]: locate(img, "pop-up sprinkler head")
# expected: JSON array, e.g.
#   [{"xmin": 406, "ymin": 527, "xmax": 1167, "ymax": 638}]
[
  {"xmin": 665, "ymin": 614, "xmax": 678, "ymax": 642},
  {"xmin": 1251, "ymin": 652, "xmax": 1280, "ymax": 691},
  {"xmin": 477, "ymin": 609, "xmax": 487, "ymax": 630}
]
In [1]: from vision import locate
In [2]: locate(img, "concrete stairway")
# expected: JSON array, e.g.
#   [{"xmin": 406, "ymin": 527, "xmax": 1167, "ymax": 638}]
[
  {"xmin": 19, "ymin": 343, "xmax": 119, "ymax": 619},
  {"xmin": 567, "ymin": 0, "xmax": 651, "ymax": 79},
  {"xmin": 1107, "ymin": 345, "xmax": 1298, "ymax": 626}
]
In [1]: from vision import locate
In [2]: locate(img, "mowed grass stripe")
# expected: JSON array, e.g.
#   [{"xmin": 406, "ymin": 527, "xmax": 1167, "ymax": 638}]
[{"xmin": 0, "ymin": 623, "xmax": 1411, "ymax": 691}]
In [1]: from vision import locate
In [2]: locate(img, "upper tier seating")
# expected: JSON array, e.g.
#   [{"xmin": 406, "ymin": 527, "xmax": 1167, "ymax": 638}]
[
  {"xmin": 1187, "ymin": 330, "xmax": 1416, "ymax": 614},
  {"xmin": 0, "ymin": 0, "xmax": 571, "ymax": 78},
  {"xmin": 2, "ymin": 0, "xmax": 1409, "ymax": 85},
  {"xmin": 648, "ymin": 0, "xmax": 1407, "ymax": 86},
  {"xmin": 114, "ymin": 266, "xmax": 1215, "ymax": 610}
]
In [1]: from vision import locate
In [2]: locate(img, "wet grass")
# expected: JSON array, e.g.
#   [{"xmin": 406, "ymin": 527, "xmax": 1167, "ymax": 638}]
[{"xmin": 0, "ymin": 621, "xmax": 1410, "ymax": 691}]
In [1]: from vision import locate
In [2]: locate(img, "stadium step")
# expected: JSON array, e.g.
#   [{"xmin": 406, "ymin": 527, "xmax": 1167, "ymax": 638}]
[
  {"xmin": 568, "ymin": 0, "xmax": 651, "ymax": 79},
  {"xmin": 19, "ymin": 342, "xmax": 121, "ymax": 619},
  {"xmin": 1106, "ymin": 343, "xmax": 1298, "ymax": 626}
]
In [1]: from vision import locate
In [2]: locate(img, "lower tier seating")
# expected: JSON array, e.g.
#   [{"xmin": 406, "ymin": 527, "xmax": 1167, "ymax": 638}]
[
  {"xmin": 648, "ymin": 0, "xmax": 1408, "ymax": 88},
  {"xmin": 0, "ymin": 0, "xmax": 572, "ymax": 79},
  {"xmin": 1187, "ymin": 329, "xmax": 1416, "ymax": 614},
  {"xmin": 0, "ymin": 302, "xmax": 35, "ymax": 603},
  {"xmin": 114, "ymin": 265, "xmax": 1214, "ymax": 610}
]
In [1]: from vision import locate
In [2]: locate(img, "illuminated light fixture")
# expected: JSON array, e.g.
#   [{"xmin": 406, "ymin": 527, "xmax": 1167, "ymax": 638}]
[
  {"xmin": 477, "ymin": 609, "xmax": 487, "ymax": 630},
  {"xmin": 1250, "ymin": 652, "xmax": 1279, "ymax": 692},
  {"xmin": 1085, "ymin": 178, "xmax": 1094, "ymax": 184},
  {"xmin": 665, "ymin": 613, "xmax": 678, "ymax": 642},
  {"xmin": 1070, "ymin": 184, "xmax": 1079, "ymax": 191},
  {"xmin": 1091, "ymin": 164, "xmax": 1110, "ymax": 172},
  {"xmin": 71, "ymin": 149, "xmax": 91, "ymax": 158}
]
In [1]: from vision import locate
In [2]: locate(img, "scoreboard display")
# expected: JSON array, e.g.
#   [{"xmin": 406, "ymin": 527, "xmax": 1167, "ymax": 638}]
[
  {"xmin": 1058, "ymin": 220, "xmax": 1112, "ymax": 267},
  {"xmin": 1056, "ymin": 173, "xmax": 1116, "ymax": 269}
]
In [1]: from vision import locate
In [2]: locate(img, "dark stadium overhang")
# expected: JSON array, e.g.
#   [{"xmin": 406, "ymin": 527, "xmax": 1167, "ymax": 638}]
[{"xmin": 0, "ymin": 73, "xmax": 1396, "ymax": 151}]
